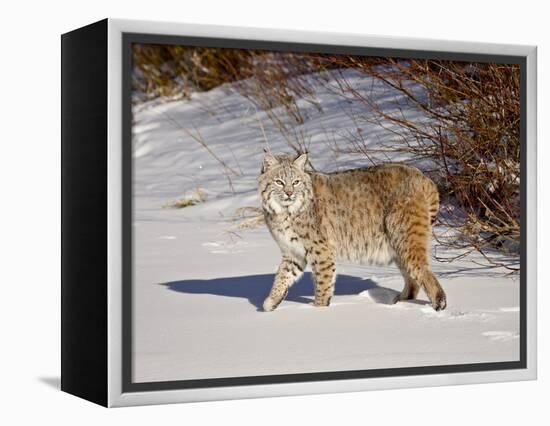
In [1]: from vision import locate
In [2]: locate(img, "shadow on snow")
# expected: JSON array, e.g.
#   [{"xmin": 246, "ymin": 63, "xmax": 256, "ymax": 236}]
[{"xmin": 160, "ymin": 273, "xmax": 409, "ymax": 311}]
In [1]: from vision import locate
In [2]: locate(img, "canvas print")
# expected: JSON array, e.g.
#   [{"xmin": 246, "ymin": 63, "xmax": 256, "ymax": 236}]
[{"xmin": 129, "ymin": 42, "xmax": 521, "ymax": 384}]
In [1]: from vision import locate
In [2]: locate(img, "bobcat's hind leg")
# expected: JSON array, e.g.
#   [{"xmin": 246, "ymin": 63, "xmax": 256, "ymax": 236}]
[
  {"xmin": 395, "ymin": 272, "xmax": 420, "ymax": 303},
  {"xmin": 263, "ymin": 256, "xmax": 306, "ymax": 311},
  {"xmin": 411, "ymin": 268, "xmax": 446, "ymax": 311},
  {"xmin": 386, "ymin": 201, "xmax": 446, "ymax": 311}
]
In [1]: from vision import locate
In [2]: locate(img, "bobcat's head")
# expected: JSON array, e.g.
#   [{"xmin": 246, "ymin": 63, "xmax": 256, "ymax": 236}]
[{"xmin": 258, "ymin": 153, "xmax": 312, "ymax": 215}]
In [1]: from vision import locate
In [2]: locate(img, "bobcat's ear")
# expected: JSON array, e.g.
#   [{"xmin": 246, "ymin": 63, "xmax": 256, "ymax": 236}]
[
  {"xmin": 262, "ymin": 154, "xmax": 280, "ymax": 173},
  {"xmin": 293, "ymin": 153, "xmax": 308, "ymax": 170}
]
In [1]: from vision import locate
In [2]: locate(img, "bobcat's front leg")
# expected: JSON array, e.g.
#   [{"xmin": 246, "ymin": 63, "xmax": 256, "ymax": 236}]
[
  {"xmin": 310, "ymin": 246, "xmax": 336, "ymax": 307},
  {"xmin": 263, "ymin": 256, "xmax": 306, "ymax": 311}
]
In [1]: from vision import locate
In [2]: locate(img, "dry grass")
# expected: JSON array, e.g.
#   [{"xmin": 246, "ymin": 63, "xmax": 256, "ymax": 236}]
[
  {"xmin": 232, "ymin": 206, "xmax": 265, "ymax": 230},
  {"xmin": 132, "ymin": 44, "xmax": 258, "ymax": 101},
  {"xmin": 163, "ymin": 188, "xmax": 207, "ymax": 209}
]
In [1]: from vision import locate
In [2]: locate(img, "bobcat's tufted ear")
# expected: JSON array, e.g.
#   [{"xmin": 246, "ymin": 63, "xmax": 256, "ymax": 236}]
[
  {"xmin": 293, "ymin": 153, "xmax": 308, "ymax": 170},
  {"xmin": 262, "ymin": 154, "xmax": 280, "ymax": 173}
]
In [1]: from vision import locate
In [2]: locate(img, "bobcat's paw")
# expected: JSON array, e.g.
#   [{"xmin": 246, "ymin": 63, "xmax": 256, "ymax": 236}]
[
  {"xmin": 313, "ymin": 296, "xmax": 332, "ymax": 308},
  {"xmin": 432, "ymin": 292, "xmax": 447, "ymax": 311},
  {"xmin": 263, "ymin": 297, "xmax": 280, "ymax": 312}
]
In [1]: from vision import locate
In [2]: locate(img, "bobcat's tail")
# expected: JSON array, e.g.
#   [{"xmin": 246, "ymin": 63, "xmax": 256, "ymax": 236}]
[{"xmin": 425, "ymin": 178, "xmax": 440, "ymax": 223}]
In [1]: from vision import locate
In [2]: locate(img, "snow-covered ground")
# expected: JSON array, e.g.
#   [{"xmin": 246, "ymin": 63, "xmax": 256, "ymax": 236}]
[{"xmin": 132, "ymin": 70, "xmax": 520, "ymax": 383}]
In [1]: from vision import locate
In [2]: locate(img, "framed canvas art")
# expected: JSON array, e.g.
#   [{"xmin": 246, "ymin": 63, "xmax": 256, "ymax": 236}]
[{"xmin": 61, "ymin": 18, "xmax": 537, "ymax": 407}]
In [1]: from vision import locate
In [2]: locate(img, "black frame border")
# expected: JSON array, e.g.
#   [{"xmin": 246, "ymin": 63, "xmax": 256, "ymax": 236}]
[
  {"xmin": 122, "ymin": 32, "xmax": 527, "ymax": 393},
  {"xmin": 61, "ymin": 19, "xmax": 109, "ymax": 406}
]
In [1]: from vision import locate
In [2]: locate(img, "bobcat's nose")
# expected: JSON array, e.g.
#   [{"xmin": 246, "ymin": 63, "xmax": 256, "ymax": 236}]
[{"xmin": 284, "ymin": 190, "xmax": 294, "ymax": 198}]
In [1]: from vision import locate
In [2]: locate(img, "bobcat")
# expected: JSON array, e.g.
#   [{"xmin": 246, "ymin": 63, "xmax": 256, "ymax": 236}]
[{"xmin": 258, "ymin": 153, "xmax": 446, "ymax": 312}]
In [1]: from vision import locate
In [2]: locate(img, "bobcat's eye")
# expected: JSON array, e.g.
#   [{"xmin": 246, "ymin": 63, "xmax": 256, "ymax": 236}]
[
  {"xmin": 292, "ymin": 179, "xmax": 301, "ymax": 186},
  {"xmin": 274, "ymin": 179, "xmax": 285, "ymax": 186}
]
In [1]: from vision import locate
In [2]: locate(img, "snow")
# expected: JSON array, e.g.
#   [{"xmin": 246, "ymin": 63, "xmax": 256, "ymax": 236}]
[{"xmin": 131, "ymin": 70, "xmax": 520, "ymax": 383}]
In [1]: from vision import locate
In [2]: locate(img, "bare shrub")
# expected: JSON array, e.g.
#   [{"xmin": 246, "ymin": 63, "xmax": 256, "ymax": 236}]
[
  {"xmin": 232, "ymin": 53, "xmax": 332, "ymax": 156},
  {"xmin": 321, "ymin": 57, "xmax": 520, "ymax": 269}
]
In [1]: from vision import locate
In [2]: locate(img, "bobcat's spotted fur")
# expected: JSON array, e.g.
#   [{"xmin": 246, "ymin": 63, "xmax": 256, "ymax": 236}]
[{"xmin": 258, "ymin": 153, "xmax": 446, "ymax": 312}]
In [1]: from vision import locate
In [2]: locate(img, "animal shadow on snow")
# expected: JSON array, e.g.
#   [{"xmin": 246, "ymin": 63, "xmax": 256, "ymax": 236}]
[{"xmin": 161, "ymin": 273, "xmax": 410, "ymax": 311}]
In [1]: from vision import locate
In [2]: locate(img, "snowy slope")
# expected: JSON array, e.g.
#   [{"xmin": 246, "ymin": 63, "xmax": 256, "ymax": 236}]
[{"xmin": 131, "ymin": 70, "xmax": 519, "ymax": 383}]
